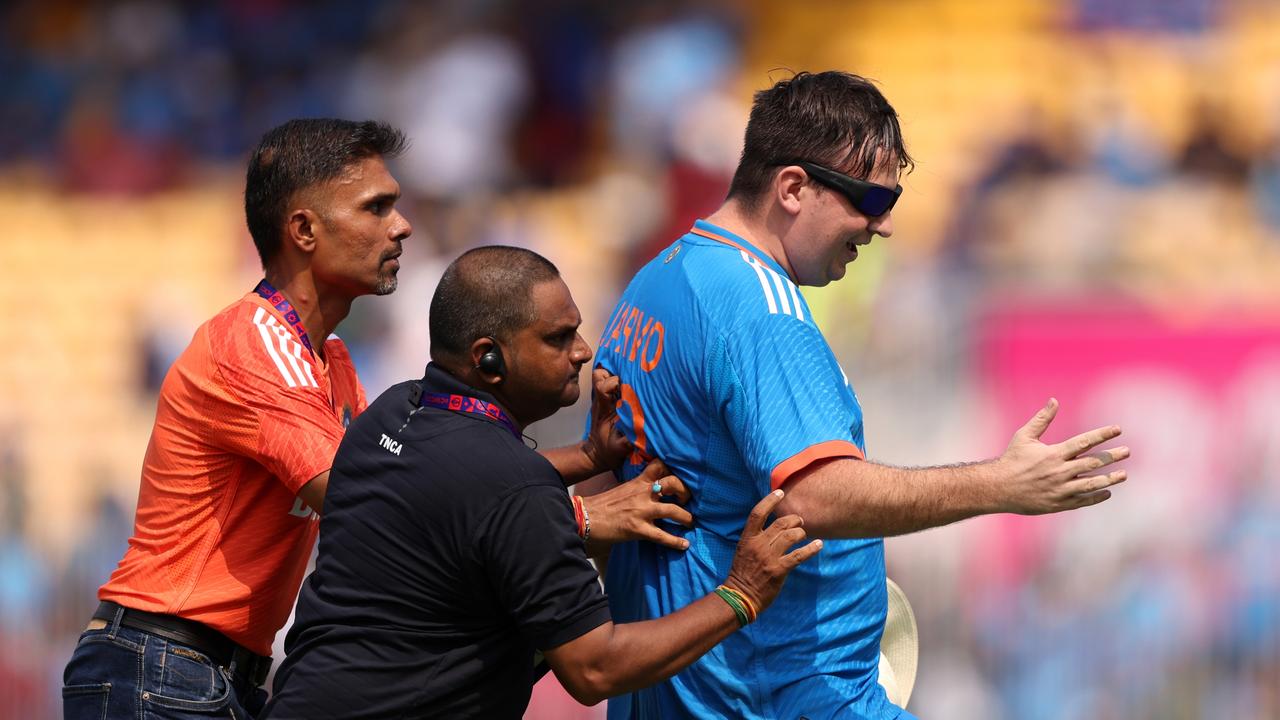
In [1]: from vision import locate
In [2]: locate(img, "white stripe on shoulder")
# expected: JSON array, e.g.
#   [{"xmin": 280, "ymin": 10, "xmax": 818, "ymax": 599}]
[
  {"xmin": 253, "ymin": 307, "xmax": 299, "ymax": 387},
  {"xmin": 763, "ymin": 265, "xmax": 793, "ymax": 316},
  {"xmin": 786, "ymin": 280, "xmax": 805, "ymax": 322},
  {"xmin": 292, "ymin": 339, "xmax": 319, "ymax": 387},
  {"xmin": 740, "ymin": 250, "xmax": 778, "ymax": 314},
  {"xmin": 265, "ymin": 315, "xmax": 317, "ymax": 389}
]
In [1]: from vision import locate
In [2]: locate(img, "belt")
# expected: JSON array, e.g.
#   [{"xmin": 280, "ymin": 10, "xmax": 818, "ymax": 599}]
[{"xmin": 92, "ymin": 601, "xmax": 272, "ymax": 687}]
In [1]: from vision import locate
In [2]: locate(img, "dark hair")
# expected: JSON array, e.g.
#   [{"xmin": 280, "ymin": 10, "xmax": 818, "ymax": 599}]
[
  {"xmin": 244, "ymin": 119, "xmax": 408, "ymax": 267},
  {"xmin": 429, "ymin": 246, "xmax": 562, "ymax": 360},
  {"xmin": 727, "ymin": 71, "xmax": 914, "ymax": 210}
]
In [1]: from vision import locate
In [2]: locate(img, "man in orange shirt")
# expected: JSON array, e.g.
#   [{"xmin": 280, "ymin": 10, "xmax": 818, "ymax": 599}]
[{"xmin": 61, "ymin": 119, "xmax": 691, "ymax": 720}]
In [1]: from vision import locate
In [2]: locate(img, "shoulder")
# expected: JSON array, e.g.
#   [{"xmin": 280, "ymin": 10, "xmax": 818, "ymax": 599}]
[
  {"xmin": 204, "ymin": 295, "xmax": 324, "ymax": 393},
  {"xmin": 711, "ymin": 254, "xmax": 806, "ymax": 324},
  {"xmin": 471, "ymin": 432, "xmax": 562, "ymax": 492},
  {"xmin": 447, "ymin": 424, "xmax": 563, "ymax": 498},
  {"xmin": 712, "ymin": 310, "xmax": 834, "ymax": 374},
  {"xmin": 321, "ymin": 333, "xmax": 353, "ymax": 360},
  {"xmin": 677, "ymin": 240, "xmax": 809, "ymax": 328},
  {"xmin": 360, "ymin": 390, "xmax": 560, "ymax": 492},
  {"xmin": 321, "ymin": 334, "xmax": 359, "ymax": 382}
]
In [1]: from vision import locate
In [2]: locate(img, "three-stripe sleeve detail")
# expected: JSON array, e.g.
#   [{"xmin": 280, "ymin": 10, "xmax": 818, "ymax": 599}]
[{"xmin": 252, "ymin": 307, "xmax": 318, "ymax": 388}]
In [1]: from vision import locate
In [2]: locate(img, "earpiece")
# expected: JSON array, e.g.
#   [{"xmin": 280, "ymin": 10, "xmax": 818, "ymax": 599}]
[{"xmin": 476, "ymin": 336, "xmax": 506, "ymax": 378}]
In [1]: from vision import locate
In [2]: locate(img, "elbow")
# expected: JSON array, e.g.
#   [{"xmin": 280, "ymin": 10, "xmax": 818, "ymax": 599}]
[
  {"xmin": 561, "ymin": 668, "xmax": 611, "ymax": 707},
  {"xmin": 776, "ymin": 487, "xmax": 827, "ymax": 531},
  {"xmin": 567, "ymin": 688, "xmax": 607, "ymax": 707},
  {"xmin": 776, "ymin": 457, "xmax": 866, "ymax": 538},
  {"xmin": 545, "ymin": 622, "xmax": 624, "ymax": 706},
  {"xmin": 774, "ymin": 491, "xmax": 811, "ymax": 520}
]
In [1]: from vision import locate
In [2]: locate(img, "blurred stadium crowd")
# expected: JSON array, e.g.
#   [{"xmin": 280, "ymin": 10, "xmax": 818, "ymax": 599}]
[{"xmin": 2, "ymin": 0, "xmax": 1279, "ymax": 717}]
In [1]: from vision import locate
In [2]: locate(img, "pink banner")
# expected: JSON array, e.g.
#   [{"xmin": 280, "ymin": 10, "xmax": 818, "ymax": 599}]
[{"xmin": 971, "ymin": 298, "xmax": 1280, "ymax": 593}]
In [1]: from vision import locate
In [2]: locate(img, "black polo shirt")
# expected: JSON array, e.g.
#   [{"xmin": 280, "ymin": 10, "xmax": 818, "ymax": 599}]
[{"xmin": 263, "ymin": 364, "xmax": 611, "ymax": 719}]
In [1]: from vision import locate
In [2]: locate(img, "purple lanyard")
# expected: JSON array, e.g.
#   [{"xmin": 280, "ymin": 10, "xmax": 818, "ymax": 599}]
[
  {"xmin": 253, "ymin": 280, "xmax": 314, "ymax": 354},
  {"xmin": 419, "ymin": 392, "xmax": 520, "ymax": 440}
]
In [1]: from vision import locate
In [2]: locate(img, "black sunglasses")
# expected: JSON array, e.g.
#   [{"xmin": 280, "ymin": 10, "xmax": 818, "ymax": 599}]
[{"xmin": 794, "ymin": 161, "xmax": 902, "ymax": 218}]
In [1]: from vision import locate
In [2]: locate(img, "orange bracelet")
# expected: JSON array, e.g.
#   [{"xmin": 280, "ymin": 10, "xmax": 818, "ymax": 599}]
[{"xmin": 571, "ymin": 495, "xmax": 590, "ymax": 541}]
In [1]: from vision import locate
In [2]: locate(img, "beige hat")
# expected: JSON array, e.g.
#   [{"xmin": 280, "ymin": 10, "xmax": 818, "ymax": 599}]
[{"xmin": 877, "ymin": 577, "xmax": 919, "ymax": 709}]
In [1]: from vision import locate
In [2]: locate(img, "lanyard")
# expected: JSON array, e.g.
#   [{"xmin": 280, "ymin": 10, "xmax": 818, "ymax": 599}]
[
  {"xmin": 419, "ymin": 392, "xmax": 521, "ymax": 440},
  {"xmin": 253, "ymin": 279, "xmax": 314, "ymax": 354}
]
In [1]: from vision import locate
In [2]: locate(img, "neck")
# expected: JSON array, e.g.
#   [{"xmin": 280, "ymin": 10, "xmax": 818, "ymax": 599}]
[
  {"xmin": 704, "ymin": 199, "xmax": 797, "ymax": 281},
  {"xmin": 491, "ymin": 391, "xmax": 531, "ymax": 433},
  {"xmin": 264, "ymin": 266, "xmax": 354, "ymax": 356},
  {"xmin": 436, "ymin": 361, "xmax": 531, "ymax": 432}
]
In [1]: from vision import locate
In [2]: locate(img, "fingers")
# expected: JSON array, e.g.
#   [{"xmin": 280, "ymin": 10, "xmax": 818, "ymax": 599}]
[
  {"xmin": 771, "ymin": 526, "xmax": 808, "ymax": 549},
  {"xmin": 1065, "ymin": 446, "xmax": 1130, "ymax": 476},
  {"xmin": 639, "ymin": 524, "xmax": 691, "ymax": 551},
  {"xmin": 1056, "ymin": 425, "xmax": 1123, "ymax": 459},
  {"xmin": 1069, "ymin": 489, "xmax": 1112, "ymax": 509},
  {"xmin": 766, "ymin": 514, "xmax": 804, "ymax": 532},
  {"xmin": 592, "ymin": 367, "xmax": 620, "ymax": 399},
  {"xmin": 743, "ymin": 489, "xmax": 785, "ymax": 537},
  {"xmin": 1017, "ymin": 398, "xmax": 1059, "ymax": 440},
  {"xmin": 637, "ymin": 459, "xmax": 669, "ymax": 481},
  {"xmin": 1064, "ymin": 469, "xmax": 1127, "ymax": 496},
  {"xmin": 590, "ymin": 368, "xmax": 621, "ymax": 424},
  {"xmin": 657, "ymin": 474, "xmax": 692, "ymax": 504},
  {"xmin": 783, "ymin": 538, "xmax": 823, "ymax": 568},
  {"xmin": 653, "ymin": 503, "xmax": 694, "ymax": 527},
  {"xmin": 635, "ymin": 462, "xmax": 692, "ymax": 504}
]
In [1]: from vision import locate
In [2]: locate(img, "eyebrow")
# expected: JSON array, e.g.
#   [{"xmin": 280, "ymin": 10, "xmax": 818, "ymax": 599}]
[
  {"xmin": 544, "ymin": 318, "xmax": 581, "ymax": 336},
  {"xmin": 362, "ymin": 189, "xmax": 401, "ymax": 206}
]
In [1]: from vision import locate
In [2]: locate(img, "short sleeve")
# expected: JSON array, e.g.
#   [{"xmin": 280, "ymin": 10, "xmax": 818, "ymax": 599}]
[
  {"xmin": 475, "ymin": 484, "xmax": 612, "ymax": 650},
  {"xmin": 709, "ymin": 313, "xmax": 864, "ymax": 491},
  {"xmin": 204, "ymin": 329, "xmax": 346, "ymax": 494}
]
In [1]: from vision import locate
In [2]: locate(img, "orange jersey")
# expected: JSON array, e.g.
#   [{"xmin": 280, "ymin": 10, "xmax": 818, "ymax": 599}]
[{"xmin": 100, "ymin": 291, "xmax": 366, "ymax": 655}]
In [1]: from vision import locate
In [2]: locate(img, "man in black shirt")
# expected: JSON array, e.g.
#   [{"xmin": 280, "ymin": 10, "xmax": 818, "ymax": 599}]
[{"xmin": 263, "ymin": 246, "xmax": 821, "ymax": 719}]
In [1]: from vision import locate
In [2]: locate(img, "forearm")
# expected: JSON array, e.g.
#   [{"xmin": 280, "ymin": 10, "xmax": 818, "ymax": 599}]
[
  {"xmin": 549, "ymin": 487, "xmax": 822, "ymax": 705},
  {"xmin": 548, "ymin": 594, "xmax": 740, "ymax": 705},
  {"xmin": 541, "ymin": 442, "xmax": 605, "ymax": 486},
  {"xmin": 778, "ymin": 457, "xmax": 1002, "ymax": 538}
]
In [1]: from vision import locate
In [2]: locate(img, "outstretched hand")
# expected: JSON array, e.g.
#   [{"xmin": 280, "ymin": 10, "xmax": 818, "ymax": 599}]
[
  {"xmin": 580, "ymin": 460, "xmax": 694, "ymax": 551},
  {"xmin": 997, "ymin": 398, "xmax": 1129, "ymax": 515},
  {"xmin": 725, "ymin": 489, "xmax": 823, "ymax": 615}
]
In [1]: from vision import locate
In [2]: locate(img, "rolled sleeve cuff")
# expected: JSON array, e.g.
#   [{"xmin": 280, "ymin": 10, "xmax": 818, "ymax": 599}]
[{"xmin": 769, "ymin": 440, "xmax": 864, "ymax": 490}]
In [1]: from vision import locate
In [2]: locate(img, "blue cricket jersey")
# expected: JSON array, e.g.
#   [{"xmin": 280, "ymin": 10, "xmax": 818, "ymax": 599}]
[{"xmin": 592, "ymin": 221, "xmax": 914, "ymax": 720}]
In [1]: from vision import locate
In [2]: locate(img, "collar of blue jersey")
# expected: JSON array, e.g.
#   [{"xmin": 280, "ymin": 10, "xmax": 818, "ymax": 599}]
[
  {"xmin": 410, "ymin": 362, "xmax": 521, "ymax": 439},
  {"xmin": 690, "ymin": 219, "xmax": 795, "ymax": 283}
]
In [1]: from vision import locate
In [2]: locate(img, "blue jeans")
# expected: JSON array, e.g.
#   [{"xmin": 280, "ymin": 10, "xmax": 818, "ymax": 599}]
[{"xmin": 62, "ymin": 606, "xmax": 268, "ymax": 719}]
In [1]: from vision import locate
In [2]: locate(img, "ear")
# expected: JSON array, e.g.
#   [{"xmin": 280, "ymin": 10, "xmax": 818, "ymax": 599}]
[
  {"xmin": 469, "ymin": 336, "xmax": 504, "ymax": 386},
  {"xmin": 773, "ymin": 165, "xmax": 808, "ymax": 216},
  {"xmin": 284, "ymin": 208, "xmax": 321, "ymax": 255}
]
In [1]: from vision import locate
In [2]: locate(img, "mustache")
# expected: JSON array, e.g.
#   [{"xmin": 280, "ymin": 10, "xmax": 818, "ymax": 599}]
[{"xmin": 381, "ymin": 240, "xmax": 404, "ymax": 262}]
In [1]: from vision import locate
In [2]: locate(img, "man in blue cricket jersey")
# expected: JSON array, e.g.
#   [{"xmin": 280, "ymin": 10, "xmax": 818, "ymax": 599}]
[{"xmin": 581, "ymin": 71, "xmax": 1130, "ymax": 719}]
